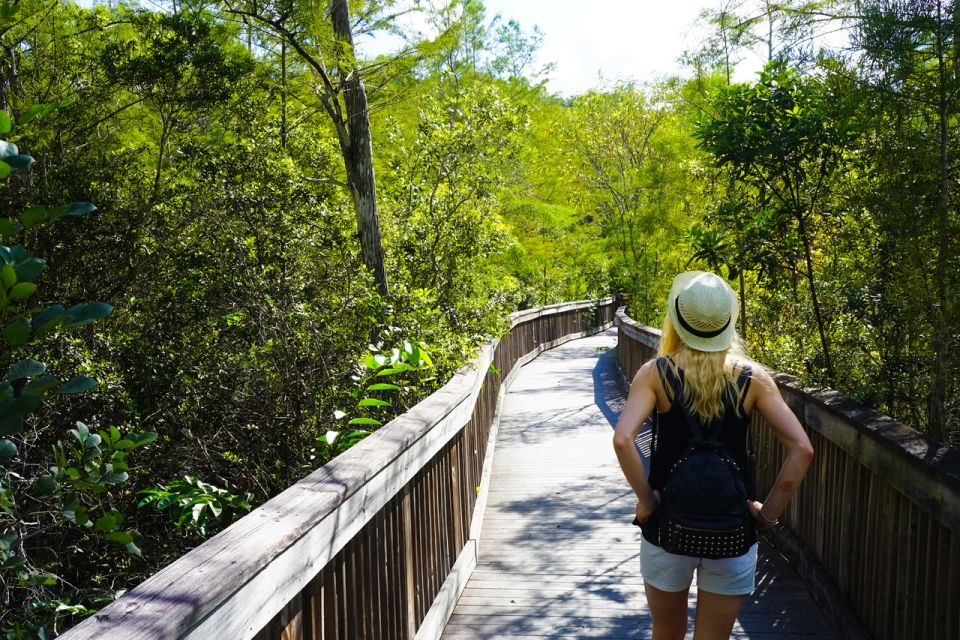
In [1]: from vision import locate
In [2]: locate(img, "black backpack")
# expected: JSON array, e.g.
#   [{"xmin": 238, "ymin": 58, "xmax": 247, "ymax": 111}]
[{"xmin": 655, "ymin": 362, "xmax": 754, "ymax": 559}]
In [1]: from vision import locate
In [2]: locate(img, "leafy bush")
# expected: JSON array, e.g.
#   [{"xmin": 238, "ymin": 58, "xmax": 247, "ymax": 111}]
[{"xmin": 0, "ymin": 107, "xmax": 156, "ymax": 638}]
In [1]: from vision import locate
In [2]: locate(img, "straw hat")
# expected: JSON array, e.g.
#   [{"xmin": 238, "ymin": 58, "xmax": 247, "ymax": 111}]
[{"xmin": 667, "ymin": 271, "xmax": 739, "ymax": 352}]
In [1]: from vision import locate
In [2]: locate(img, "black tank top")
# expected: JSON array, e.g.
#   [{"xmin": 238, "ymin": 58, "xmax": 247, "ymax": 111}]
[{"xmin": 641, "ymin": 355, "xmax": 755, "ymax": 545}]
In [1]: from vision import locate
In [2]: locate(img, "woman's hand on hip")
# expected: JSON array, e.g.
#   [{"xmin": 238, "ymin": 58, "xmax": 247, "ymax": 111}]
[
  {"xmin": 747, "ymin": 499, "xmax": 778, "ymax": 531},
  {"xmin": 635, "ymin": 489, "xmax": 661, "ymax": 523}
]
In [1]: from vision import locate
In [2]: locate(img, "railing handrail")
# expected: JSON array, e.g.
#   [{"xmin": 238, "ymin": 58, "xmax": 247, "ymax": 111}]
[{"xmin": 62, "ymin": 297, "xmax": 614, "ymax": 640}]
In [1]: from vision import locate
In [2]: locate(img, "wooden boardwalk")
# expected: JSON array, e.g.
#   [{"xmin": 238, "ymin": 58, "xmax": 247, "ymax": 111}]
[{"xmin": 440, "ymin": 328, "xmax": 839, "ymax": 640}]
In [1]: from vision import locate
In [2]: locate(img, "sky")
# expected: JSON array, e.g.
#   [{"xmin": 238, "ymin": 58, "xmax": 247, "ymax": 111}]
[{"xmin": 355, "ymin": 0, "xmax": 773, "ymax": 97}]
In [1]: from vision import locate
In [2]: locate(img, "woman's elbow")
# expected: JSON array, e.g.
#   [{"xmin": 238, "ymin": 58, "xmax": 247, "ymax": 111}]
[
  {"xmin": 793, "ymin": 442, "xmax": 815, "ymax": 463},
  {"xmin": 612, "ymin": 432, "xmax": 634, "ymax": 451}
]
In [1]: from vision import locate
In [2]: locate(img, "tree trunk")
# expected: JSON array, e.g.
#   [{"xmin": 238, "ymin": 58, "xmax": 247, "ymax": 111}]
[
  {"xmin": 281, "ymin": 40, "xmax": 287, "ymax": 150},
  {"xmin": 797, "ymin": 211, "xmax": 834, "ymax": 381},
  {"xmin": 738, "ymin": 270, "xmax": 747, "ymax": 341},
  {"xmin": 329, "ymin": 0, "xmax": 389, "ymax": 298}
]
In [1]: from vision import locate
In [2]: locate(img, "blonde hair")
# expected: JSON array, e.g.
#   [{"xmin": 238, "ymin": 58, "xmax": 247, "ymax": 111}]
[{"xmin": 657, "ymin": 314, "xmax": 747, "ymax": 424}]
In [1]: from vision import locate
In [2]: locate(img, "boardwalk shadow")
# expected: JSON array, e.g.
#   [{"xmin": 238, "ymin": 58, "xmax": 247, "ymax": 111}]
[{"xmin": 592, "ymin": 345, "xmax": 627, "ymax": 428}]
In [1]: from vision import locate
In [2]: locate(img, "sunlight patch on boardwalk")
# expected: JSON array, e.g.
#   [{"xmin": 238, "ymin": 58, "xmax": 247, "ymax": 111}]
[{"xmin": 440, "ymin": 328, "xmax": 838, "ymax": 640}]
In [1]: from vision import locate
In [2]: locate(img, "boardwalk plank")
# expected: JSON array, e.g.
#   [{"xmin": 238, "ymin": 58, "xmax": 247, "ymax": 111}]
[{"xmin": 440, "ymin": 329, "xmax": 839, "ymax": 640}]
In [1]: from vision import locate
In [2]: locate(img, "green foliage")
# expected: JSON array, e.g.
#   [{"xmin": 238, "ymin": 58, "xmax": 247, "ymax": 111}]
[
  {"xmin": 0, "ymin": 104, "xmax": 157, "ymax": 637},
  {"xmin": 307, "ymin": 339, "xmax": 435, "ymax": 468},
  {"xmin": 138, "ymin": 476, "xmax": 252, "ymax": 537},
  {"xmin": 384, "ymin": 82, "xmax": 527, "ymax": 322}
]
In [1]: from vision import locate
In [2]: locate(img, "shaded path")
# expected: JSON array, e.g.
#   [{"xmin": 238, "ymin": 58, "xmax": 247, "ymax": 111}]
[{"xmin": 440, "ymin": 328, "xmax": 838, "ymax": 639}]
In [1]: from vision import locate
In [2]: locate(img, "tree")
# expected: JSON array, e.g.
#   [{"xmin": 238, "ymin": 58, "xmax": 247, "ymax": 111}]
[
  {"xmin": 567, "ymin": 86, "xmax": 663, "ymax": 302},
  {"xmin": 223, "ymin": 0, "xmax": 396, "ymax": 296},
  {"xmin": 697, "ymin": 61, "xmax": 857, "ymax": 380},
  {"xmin": 851, "ymin": 0, "xmax": 960, "ymax": 442}
]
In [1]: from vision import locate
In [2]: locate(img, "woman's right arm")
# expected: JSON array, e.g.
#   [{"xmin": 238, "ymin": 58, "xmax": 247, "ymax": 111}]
[
  {"xmin": 749, "ymin": 366, "xmax": 815, "ymax": 528},
  {"xmin": 613, "ymin": 360, "xmax": 660, "ymax": 521}
]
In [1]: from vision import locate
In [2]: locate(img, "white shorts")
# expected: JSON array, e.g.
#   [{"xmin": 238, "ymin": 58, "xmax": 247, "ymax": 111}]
[{"xmin": 640, "ymin": 538, "xmax": 758, "ymax": 596}]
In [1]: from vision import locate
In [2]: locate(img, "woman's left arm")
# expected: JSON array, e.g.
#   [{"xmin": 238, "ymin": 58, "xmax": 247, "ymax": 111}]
[{"xmin": 612, "ymin": 360, "xmax": 660, "ymax": 521}]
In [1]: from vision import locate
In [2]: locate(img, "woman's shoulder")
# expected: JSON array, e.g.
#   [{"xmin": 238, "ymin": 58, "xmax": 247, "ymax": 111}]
[{"xmin": 727, "ymin": 355, "xmax": 758, "ymax": 378}]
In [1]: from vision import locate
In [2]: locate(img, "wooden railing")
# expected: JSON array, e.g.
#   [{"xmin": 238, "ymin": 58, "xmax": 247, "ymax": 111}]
[
  {"xmin": 615, "ymin": 307, "xmax": 960, "ymax": 640},
  {"xmin": 61, "ymin": 298, "xmax": 617, "ymax": 640}
]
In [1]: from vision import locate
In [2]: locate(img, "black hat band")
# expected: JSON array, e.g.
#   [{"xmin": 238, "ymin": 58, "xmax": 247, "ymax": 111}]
[{"xmin": 674, "ymin": 295, "xmax": 730, "ymax": 339}]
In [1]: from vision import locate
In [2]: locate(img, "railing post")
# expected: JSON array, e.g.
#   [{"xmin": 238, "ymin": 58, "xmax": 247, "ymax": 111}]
[
  {"xmin": 449, "ymin": 443, "xmax": 463, "ymax": 551},
  {"xmin": 402, "ymin": 484, "xmax": 417, "ymax": 639}
]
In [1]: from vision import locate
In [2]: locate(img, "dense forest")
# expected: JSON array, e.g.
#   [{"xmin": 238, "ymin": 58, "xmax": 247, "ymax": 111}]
[{"xmin": 0, "ymin": 0, "xmax": 957, "ymax": 635}]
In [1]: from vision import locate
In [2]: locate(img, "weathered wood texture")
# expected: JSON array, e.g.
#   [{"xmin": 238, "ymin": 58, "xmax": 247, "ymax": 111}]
[
  {"xmin": 442, "ymin": 329, "xmax": 838, "ymax": 640},
  {"xmin": 59, "ymin": 299, "xmax": 616, "ymax": 640},
  {"xmin": 616, "ymin": 307, "xmax": 960, "ymax": 640}
]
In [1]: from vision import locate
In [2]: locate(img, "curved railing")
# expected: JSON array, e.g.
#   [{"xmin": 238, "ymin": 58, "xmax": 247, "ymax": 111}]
[
  {"xmin": 615, "ymin": 307, "xmax": 960, "ymax": 640},
  {"xmin": 61, "ymin": 298, "xmax": 617, "ymax": 640}
]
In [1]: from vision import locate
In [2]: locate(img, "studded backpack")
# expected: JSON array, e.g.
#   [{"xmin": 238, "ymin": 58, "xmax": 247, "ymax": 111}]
[{"xmin": 655, "ymin": 365, "xmax": 754, "ymax": 559}]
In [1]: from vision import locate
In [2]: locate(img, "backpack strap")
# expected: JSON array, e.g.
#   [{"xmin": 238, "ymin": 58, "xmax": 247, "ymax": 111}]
[
  {"xmin": 735, "ymin": 363, "xmax": 752, "ymax": 414},
  {"xmin": 655, "ymin": 356, "xmax": 684, "ymax": 405}
]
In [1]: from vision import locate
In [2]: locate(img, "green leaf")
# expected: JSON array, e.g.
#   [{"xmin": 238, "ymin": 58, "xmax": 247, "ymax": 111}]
[
  {"xmin": 0, "ymin": 439, "xmax": 16, "ymax": 464},
  {"xmin": 20, "ymin": 205, "xmax": 47, "ymax": 230},
  {"xmin": 33, "ymin": 304, "xmax": 66, "ymax": 336},
  {"xmin": 56, "ymin": 376, "xmax": 97, "ymax": 395},
  {"xmin": 18, "ymin": 104, "xmax": 47, "ymax": 124},
  {"xmin": 31, "ymin": 474, "xmax": 55, "ymax": 498},
  {"xmin": 347, "ymin": 417, "xmax": 382, "ymax": 426},
  {"xmin": 0, "ymin": 112, "xmax": 11, "ymax": 134},
  {"xmin": 0, "ymin": 416, "xmax": 23, "ymax": 436},
  {"xmin": 361, "ymin": 354, "xmax": 380, "ymax": 369},
  {"xmin": 357, "ymin": 398, "xmax": 391, "ymax": 408},
  {"xmin": 0, "ymin": 394, "xmax": 42, "ymax": 416},
  {"xmin": 8, "ymin": 282, "xmax": 35, "ymax": 300},
  {"xmin": 103, "ymin": 471, "xmax": 128, "ymax": 484},
  {"xmin": 13, "ymin": 257, "xmax": 43, "ymax": 282},
  {"xmin": 375, "ymin": 367, "xmax": 406, "ymax": 376},
  {"xmin": 66, "ymin": 301, "xmax": 112, "ymax": 327},
  {"xmin": 23, "ymin": 375, "xmax": 59, "ymax": 396},
  {"xmin": 0, "ymin": 532, "xmax": 18, "ymax": 550},
  {"xmin": 94, "ymin": 511, "xmax": 122, "ymax": 532},
  {"xmin": 8, "ymin": 358, "xmax": 45, "ymax": 380},
  {"xmin": 0, "ymin": 263, "xmax": 14, "ymax": 288},
  {"xmin": 0, "ymin": 161, "xmax": 11, "ymax": 179},
  {"xmin": 3, "ymin": 154, "xmax": 32, "ymax": 170},
  {"xmin": 4, "ymin": 317, "xmax": 29, "ymax": 346},
  {"xmin": 191, "ymin": 502, "xmax": 206, "ymax": 522},
  {"xmin": 59, "ymin": 202, "xmax": 96, "ymax": 218},
  {"xmin": 417, "ymin": 343, "xmax": 433, "ymax": 367},
  {"xmin": 0, "ymin": 218, "xmax": 16, "ymax": 237},
  {"xmin": 103, "ymin": 531, "xmax": 133, "ymax": 545},
  {"xmin": 365, "ymin": 383, "xmax": 400, "ymax": 391},
  {"xmin": 132, "ymin": 431, "xmax": 157, "ymax": 447}
]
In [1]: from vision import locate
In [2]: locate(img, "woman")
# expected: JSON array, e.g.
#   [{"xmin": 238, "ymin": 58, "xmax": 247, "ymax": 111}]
[{"xmin": 613, "ymin": 271, "xmax": 814, "ymax": 640}]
